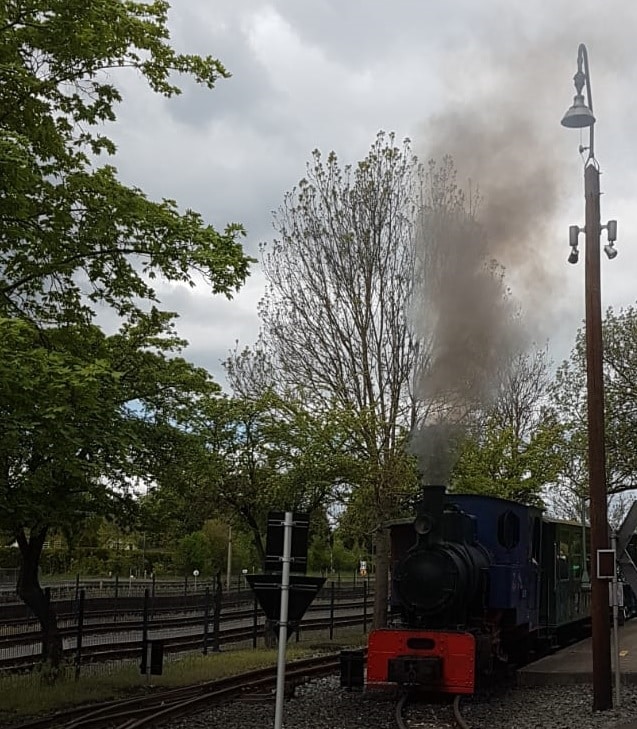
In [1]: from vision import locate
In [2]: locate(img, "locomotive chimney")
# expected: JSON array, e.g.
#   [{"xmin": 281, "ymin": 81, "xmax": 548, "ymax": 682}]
[{"xmin": 414, "ymin": 484, "xmax": 446, "ymax": 544}]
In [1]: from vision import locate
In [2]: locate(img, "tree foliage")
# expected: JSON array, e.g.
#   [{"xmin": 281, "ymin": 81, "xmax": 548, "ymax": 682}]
[
  {"xmin": 1, "ymin": 0, "xmax": 250, "ymax": 326},
  {"xmin": 451, "ymin": 349, "xmax": 565, "ymax": 506},
  {"xmin": 255, "ymin": 132, "xmax": 427, "ymax": 626},
  {"xmin": 0, "ymin": 0, "xmax": 252, "ymax": 670},
  {"xmin": 552, "ymin": 305, "xmax": 637, "ymax": 510},
  {"xmin": 0, "ymin": 313, "xmax": 219, "ymax": 665},
  {"xmin": 174, "ymin": 520, "xmax": 254, "ymax": 578},
  {"xmin": 149, "ymin": 386, "xmax": 361, "ymax": 565}
]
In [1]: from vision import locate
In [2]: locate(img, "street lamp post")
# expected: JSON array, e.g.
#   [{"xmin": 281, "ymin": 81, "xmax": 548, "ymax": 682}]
[{"xmin": 561, "ymin": 43, "xmax": 618, "ymax": 711}]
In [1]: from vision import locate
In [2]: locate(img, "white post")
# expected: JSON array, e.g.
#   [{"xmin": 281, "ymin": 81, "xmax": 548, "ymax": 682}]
[
  {"xmin": 611, "ymin": 531, "xmax": 621, "ymax": 706},
  {"xmin": 274, "ymin": 512, "xmax": 293, "ymax": 729}
]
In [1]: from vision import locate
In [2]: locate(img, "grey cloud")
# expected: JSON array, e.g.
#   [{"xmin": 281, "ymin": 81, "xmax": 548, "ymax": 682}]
[
  {"xmin": 411, "ymin": 0, "xmax": 637, "ymax": 418},
  {"xmin": 91, "ymin": 0, "xmax": 637, "ymax": 394},
  {"xmin": 156, "ymin": 275, "xmax": 266, "ymax": 385},
  {"xmin": 164, "ymin": 17, "xmax": 280, "ymax": 129}
]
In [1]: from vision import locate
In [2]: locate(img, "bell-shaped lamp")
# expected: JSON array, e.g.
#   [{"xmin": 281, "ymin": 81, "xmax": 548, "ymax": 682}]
[{"xmin": 561, "ymin": 94, "xmax": 596, "ymax": 128}]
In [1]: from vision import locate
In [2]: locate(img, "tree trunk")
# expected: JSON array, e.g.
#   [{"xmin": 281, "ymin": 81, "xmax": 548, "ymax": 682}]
[
  {"xmin": 241, "ymin": 509, "xmax": 265, "ymax": 567},
  {"xmin": 372, "ymin": 526, "xmax": 390, "ymax": 629},
  {"xmin": 16, "ymin": 527, "xmax": 64, "ymax": 677}
]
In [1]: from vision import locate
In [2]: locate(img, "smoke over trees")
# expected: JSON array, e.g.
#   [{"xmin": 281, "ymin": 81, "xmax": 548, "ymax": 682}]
[
  {"xmin": 249, "ymin": 127, "xmax": 581, "ymax": 622},
  {"xmin": 450, "ymin": 348, "xmax": 564, "ymax": 505}
]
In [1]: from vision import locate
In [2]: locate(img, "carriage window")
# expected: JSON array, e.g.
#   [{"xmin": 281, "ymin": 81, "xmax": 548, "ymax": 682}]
[
  {"xmin": 497, "ymin": 510, "xmax": 520, "ymax": 550},
  {"xmin": 557, "ymin": 542, "xmax": 570, "ymax": 580},
  {"xmin": 569, "ymin": 530, "xmax": 583, "ymax": 579}
]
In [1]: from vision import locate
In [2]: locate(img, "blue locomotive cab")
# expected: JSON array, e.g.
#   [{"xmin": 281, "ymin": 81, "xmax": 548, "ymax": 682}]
[{"xmin": 450, "ymin": 494, "xmax": 543, "ymax": 632}]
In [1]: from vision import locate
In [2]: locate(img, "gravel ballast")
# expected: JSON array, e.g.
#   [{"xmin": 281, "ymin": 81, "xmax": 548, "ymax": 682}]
[{"xmin": 166, "ymin": 675, "xmax": 637, "ymax": 729}]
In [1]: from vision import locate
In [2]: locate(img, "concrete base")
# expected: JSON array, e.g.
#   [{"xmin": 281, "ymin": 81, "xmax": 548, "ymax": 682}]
[{"xmin": 518, "ymin": 619, "xmax": 637, "ymax": 687}]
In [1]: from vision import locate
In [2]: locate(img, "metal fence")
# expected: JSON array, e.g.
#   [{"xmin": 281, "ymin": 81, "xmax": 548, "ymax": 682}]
[
  {"xmin": 0, "ymin": 568, "xmax": 18, "ymax": 586},
  {"xmin": 0, "ymin": 571, "xmax": 371, "ymax": 604},
  {"xmin": 0, "ymin": 577, "xmax": 373, "ymax": 685}
]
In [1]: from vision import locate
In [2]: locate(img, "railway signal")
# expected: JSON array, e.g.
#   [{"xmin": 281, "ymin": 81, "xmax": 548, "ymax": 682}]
[
  {"xmin": 246, "ymin": 512, "xmax": 325, "ymax": 729},
  {"xmin": 246, "ymin": 573, "xmax": 326, "ymax": 638}
]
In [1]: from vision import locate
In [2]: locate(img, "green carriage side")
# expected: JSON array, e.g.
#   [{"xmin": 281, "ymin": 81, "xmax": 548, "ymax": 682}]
[{"xmin": 539, "ymin": 517, "xmax": 591, "ymax": 642}]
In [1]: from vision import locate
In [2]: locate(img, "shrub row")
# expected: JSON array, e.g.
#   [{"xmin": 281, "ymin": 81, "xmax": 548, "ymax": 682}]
[{"xmin": 0, "ymin": 547, "xmax": 179, "ymax": 576}]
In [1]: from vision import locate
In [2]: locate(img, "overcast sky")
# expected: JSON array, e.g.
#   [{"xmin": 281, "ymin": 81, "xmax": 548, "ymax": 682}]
[{"xmin": 106, "ymin": 0, "xmax": 637, "ymax": 390}]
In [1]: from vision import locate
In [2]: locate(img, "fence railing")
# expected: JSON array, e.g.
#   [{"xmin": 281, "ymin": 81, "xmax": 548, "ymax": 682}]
[
  {"xmin": 0, "ymin": 572, "xmax": 373, "ymax": 605},
  {"xmin": 0, "ymin": 578, "xmax": 374, "ymax": 680}
]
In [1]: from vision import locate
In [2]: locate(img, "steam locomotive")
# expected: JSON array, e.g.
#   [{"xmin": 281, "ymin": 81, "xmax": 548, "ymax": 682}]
[{"xmin": 366, "ymin": 485, "xmax": 594, "ymax": 694}]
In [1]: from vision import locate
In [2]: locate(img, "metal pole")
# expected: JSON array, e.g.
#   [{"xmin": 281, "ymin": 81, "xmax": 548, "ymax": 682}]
[
  {"xmin": 363, "ymin": 579, "xmax": 368, "ymax": 634},
  {"xmin": 274, "ymin": 512, "xmax": 293, "ymax": 729},
  {"xmin": 329, "ymin": 581, "xmax": 335, "ymax": 640},
  {"xmin": 611, "ymin": 531, "xmax": 621, "ymax": 706},
  {"xmin": 74, "ymin": 589, "xmax": 85, "ymax": 681},
  {"xmin": 213, "ymin": 571, "xmax": 222, "ymax": 653},
  {"xmin": 581, "ymin": 495, "xmax": 590, "ymax": 583},
  {"xmin": 226, "ymin": 526, "xmax": 233, "ymax": 591},
  {"xmin": 252, "ymin": 594, "xmax": 258, "ymax": 649},
  {"xmin": 140, "ymin": 587, "xmax": 150, "ymax": 677},
  {"xmin": 203, "ymin": 587, "xmax": 210, "ymax": 656},
  {"xmin": 114, "ymin": 574, "xmax": 119, "ymax": 623},
  {"xmin": 584, "ymin": 162, "xmax": 612, "ymax": 710}
]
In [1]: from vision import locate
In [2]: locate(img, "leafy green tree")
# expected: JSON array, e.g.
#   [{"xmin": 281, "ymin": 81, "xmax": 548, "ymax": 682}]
[
  {"xmin": 202, "ymin": 520, "xmax": 255, "ymax": 576},
  {"xmin": 0, "ymin": 315, "xmax": 218, "ymax": 666},
  {"xmin": 308, "ymin": 532, "xmax": 332, "ymax": 574},
  {"xmin": 153, "ymin": 388, "xmax": 360, "ymax": 566},
  {"xmin": 602, "ymin": 307, "xmax": 637, "ymax": 490},
  {"xmin": 175, "ymin": 532, "xmax": 209, "ymax": 577},
  {"xmin": 551, "ymin": 305, "xmax": 637, "ymax": 517},
  {"xmin": 136, "ymin": 425, "xmax": 225, "ymax": 546},
  {"xmin": 252, "ymin": 133, "xmax": 427, "ymax": 627},
  {"xmin": 1, "ymin": 0, "xmax": 249, "ymax": 327},
  {"xmin": 175, "ymin": 521, "xmax": 255, "ymax": 579},
  {"xmin": 451, "ymin": 417, "xmax": 564, "ymax": 506},
  {"xmin": 308, "ymin": 529, "xmax": 359, "ymax": 575},
  {"xmin": 0, "ymin": 1, "xmax": 251, "ymax": 671},
  {"xmin": 451, "ymin": 349, "xmax": 565, "ymax": 506}
]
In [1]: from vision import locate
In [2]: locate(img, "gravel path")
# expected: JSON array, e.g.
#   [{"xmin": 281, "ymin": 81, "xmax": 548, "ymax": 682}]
[{"xmin": 164, "ymin": 675, "xmax": 637, "ymax": 729}]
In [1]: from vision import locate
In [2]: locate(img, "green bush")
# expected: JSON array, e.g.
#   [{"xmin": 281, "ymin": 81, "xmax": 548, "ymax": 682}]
[
  {"xmin": 40, "ymin": 550, "xmax": 69, "ymax": 574},
  {"xmin": 0, "ymin": 547, "xmax": 21, "ymax": 569},
  {"xmin": 4, "ymin": 544, "xmax": 180, "ymax": 578}
]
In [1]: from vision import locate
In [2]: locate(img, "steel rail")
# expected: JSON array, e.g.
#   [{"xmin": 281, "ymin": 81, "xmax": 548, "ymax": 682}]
[
  {"xmin": 0, "ymin": 599, "xmax": 367, "ymax": 647},
  {"xmin": 6, "ymin": 654, "xmax": 343, "ymax": 729}
]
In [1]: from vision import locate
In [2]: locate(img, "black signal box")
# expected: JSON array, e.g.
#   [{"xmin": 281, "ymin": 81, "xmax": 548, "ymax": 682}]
[{"xmin": 264, "ymin": 512, "xmax": 310, "ymax": 574}]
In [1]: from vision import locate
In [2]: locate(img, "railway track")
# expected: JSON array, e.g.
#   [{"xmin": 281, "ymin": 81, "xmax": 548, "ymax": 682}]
[
  {"xmin": 395, "ymin": 691, "xmax": 471, "ymax": 729},
  {"xmin": 0, "ymin": 593, "xmax": 373, "ymax": 636},
  {"xmin": 0, "ymin": 599, "xmax": 365, "ymax": 647},
  {"xmin": 6, "ymin": 653, "xmax": 341, "ymax": 729}
]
